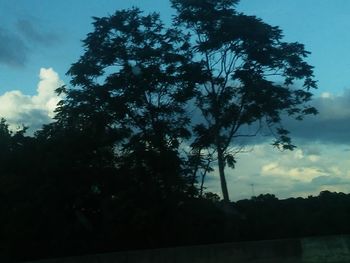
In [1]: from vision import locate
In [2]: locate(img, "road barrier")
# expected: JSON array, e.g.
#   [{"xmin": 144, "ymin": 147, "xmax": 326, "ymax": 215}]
[{"xmin": 26, "ymin": 235, "xmax": 350, "ymax": 263}]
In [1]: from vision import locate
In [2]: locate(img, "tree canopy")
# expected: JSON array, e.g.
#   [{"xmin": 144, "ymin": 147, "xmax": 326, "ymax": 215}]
[
  {"xmin": 54, "ymin": 0, "xmax": 317, "ymax": 202},
  {"xmin": 57, "ymin": 8, "xmax": 205, "ymax": 200},
  {"xmin": 171, "ymin": 0, "xmax": 317, "ymax": 201},
  {"xmin": 0, "ymin": 1, "xmax": 320, "ymax": 261}
]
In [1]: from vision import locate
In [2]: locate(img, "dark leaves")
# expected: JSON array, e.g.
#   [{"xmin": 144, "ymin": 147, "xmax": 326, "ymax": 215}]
[{"xmin": 225, "ymin": 154, "xmax": 236, "ymax": 169}]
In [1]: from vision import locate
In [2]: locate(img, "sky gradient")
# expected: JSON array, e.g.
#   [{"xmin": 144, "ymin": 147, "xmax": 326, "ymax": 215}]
[{"xmin": 1, "ymin": 1, "xmax": 350, "ymax": 200}]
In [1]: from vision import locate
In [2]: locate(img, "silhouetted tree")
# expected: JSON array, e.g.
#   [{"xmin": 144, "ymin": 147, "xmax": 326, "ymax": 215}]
[
  {"xmin": 0, "ymin": 2, "xmax": 325, "ymax": 260},
  {"xmin": 171, "ymin": 0, "xmax": 317, "ymax": 201},
  {"xmin": 53, "ymin": 8, "xmax": 203, "ymax": 202}
]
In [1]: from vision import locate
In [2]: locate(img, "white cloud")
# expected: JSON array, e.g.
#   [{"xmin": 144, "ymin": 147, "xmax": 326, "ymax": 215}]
[
  {"xmin": 320, "ymin": 92, "xmax": 332, "ymax": 99},
  {"xmin": 308, "ymin": 155, "xmax": 320, "ymax": 162},
  {"xmin": 203, "ymin": 141, "xmax": 350, "ymax": 201},
  {"xmin": 261, "ymin": 163, "xmax": 325, "ymax": 182},
  {"xmin": 33, "ymin": 68, "xmax": 63, "ymax": 118},
  {"xmin": 195, "ymin": 88, "xmax": 350, "ymax": 201},
  {"xmin": 0, "ymin": 67, "xmax": 63, "ymax": 132}
]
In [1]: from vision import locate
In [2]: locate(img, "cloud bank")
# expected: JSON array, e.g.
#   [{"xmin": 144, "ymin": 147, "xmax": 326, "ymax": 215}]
[
  {"xmin": 203, "ymin": 88, "xmax": 350, "ymax": 200},
  {"xmin": 0, "ymin": 18, "xmax": 59, "ymax": 68},
  {"xmin": 285, "ymin": 90, "xmax": 350, "ymax": 144},
  {"xmin": 0, "ymin": 68, "xmax": 63, "ymax": 132},
  {"xmin": 1, "ymin": 67, "xmax": 349, "ymax": 200},
  {"xmin": 16, "ymin": 19, "xmax": 59, "ymax": 46},
  {"xmin": 205, "ymin": 141, "xmax": 350, "ymax": 201},
  {"xmin": 0, "ymin": 27, "xmax": 28, "ymax": 67}
]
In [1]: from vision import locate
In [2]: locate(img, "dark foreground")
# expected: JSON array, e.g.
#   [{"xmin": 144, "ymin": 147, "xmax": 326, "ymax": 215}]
[
  {"xmin": 3, "ymin": 191, "xmax": 350, "ymax": 262},
  {"xmin": 25, "ymin": 235, "xmax": 350, "ymax": 263}
]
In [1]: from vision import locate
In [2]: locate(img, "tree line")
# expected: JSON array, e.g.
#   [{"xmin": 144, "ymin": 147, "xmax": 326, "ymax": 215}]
[{"xmin": 0, "ymin": 0, "xmax": 320, "ymax": 261}]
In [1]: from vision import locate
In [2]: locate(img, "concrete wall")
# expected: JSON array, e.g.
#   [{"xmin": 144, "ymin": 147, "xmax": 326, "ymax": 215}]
[{"xmin": 26, "ymin": 235, "xmax": 350, "ymax": 263}]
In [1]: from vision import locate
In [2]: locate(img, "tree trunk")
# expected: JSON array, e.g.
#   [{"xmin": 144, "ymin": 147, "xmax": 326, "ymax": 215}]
[{"xmin": 217, "ymin": 148, "xmax": 230, "ymax": 202}]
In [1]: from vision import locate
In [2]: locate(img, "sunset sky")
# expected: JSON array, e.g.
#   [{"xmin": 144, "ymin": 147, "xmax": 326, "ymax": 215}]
[{"xmin": 1, "ymin": 0, "xmax": 350, "ymax": 200}]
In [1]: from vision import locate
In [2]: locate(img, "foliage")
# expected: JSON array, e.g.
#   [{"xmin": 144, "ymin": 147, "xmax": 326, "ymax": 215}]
[
  {"xmin": 0, "ymin": 1, "xmax": 322, "ymax": 261},
  {"xmin": 57, "ymin": 8, "xmax": 203, "ymax": 200},
  {"xmin": 171, "ymin": 0, "xmax": 317, "ymax": 201}
]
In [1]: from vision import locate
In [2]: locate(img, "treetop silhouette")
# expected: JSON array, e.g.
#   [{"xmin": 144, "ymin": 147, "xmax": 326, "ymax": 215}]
[{"xmin": 47, "ymin": 0, "xmax": 318, "ymax": 202}]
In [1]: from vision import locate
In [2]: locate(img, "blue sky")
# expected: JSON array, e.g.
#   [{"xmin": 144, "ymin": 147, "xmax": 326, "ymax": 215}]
[
  {"xmin": 0, "ymin": 0, "xmax": 173, "ymax": 94},
  {"xmin": 239, "ymin": 0, "xmax": 350, "ymax": 95},
  {"xmin": 1, "ymin": 0, "xmax": 350, "ymax": 200},
  {"xmin": 1, "ymin": 0, "xmax": 350, "ymax": 95}
]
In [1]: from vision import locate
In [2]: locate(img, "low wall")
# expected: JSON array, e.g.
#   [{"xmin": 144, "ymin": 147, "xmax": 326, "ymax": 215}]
[{"xmin": 27, "ymin": 235, "xmax": 350, "ymax": 263}]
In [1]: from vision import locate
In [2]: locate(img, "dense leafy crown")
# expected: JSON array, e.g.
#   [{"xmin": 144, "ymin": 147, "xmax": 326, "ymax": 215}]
[{"xmin": 172, "ymin": 0, "xmax": 317, "ymax": 152}]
